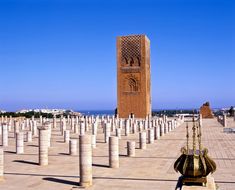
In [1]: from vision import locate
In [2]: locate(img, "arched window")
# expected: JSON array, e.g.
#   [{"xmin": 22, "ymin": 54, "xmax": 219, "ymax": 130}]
[
  {"xmin": 128, "ymin": 78, "xmax": 138, "ymax": 92},
  {"xmin": 133, "ymin": 57, "xmax": 141, "ymax": 66}
]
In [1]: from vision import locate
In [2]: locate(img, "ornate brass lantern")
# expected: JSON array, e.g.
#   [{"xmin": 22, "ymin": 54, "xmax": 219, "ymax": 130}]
[{"xmin": 174, "ymin": 116, "xmax": 216, "ymax": 185}]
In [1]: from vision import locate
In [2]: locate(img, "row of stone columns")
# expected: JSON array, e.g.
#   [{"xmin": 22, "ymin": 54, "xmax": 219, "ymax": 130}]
[
  {"xmin": 78, "ymin": 135, "xmax": 122, "ymax": 187},
  {"xmin": 0, "ymin": 115, "xmax": 184, "ymax": 188},
  {"xmin": 77, "ymin": 118, "xmax": 181, "ymax": 188}
]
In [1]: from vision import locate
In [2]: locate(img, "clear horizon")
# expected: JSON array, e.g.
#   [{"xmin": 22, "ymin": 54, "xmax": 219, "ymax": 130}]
[
  {"xmin": 1, "ymin": 106, "xmax": 232, "ymax": 113},
  {"xmin": 0, "ymin": 0, "xmax": 234, "ymax": 111}
]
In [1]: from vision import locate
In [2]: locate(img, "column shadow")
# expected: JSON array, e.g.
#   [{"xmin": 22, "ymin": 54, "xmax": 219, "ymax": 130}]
[
  {"xmin": 92, "ymin": 163, "xmax": 109, "ymax": 168},
  {"xmin": 13, "ymin": 160, "xmax": 38, "ymax": 165},
  {"xmin": 43, "ymin": 177, "xmax": 79, "ymax": 186},
  {"xmin": 4, "ymin": 150, "xmax": 16, "ymax": 154},
  {"xmin": 96, "ymin": 141, "xmax": 105, "ymax": 143},
  {"xmin": 27, "ymin": 145, "xmax": 38, "ymax": 147},
  {"xmin": 59, "ymin": 153, "xmax": 70, "ymax": 156}
]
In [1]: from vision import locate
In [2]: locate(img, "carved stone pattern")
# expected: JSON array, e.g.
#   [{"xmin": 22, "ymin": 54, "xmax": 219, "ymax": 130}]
[
  {"xmin": 124, "ymin": 74, "xmax": 140, "ymax": 92},
  {"xmin": 121, "ymin": 35, "xmax": 141, "ymax": 66}
]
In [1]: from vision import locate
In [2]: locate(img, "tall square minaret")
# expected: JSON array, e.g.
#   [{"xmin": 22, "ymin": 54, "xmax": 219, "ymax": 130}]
[{"xmin": 117, "ymin": 34, "xmax": 151, "ymax": 118}]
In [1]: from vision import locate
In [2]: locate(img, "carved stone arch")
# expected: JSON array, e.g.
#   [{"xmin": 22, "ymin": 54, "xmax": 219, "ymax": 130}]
[
  {"xmin": 122, "ymin": 57, "xmax": 129, "ymax": 66},
  {"xmin": 133, "ymin": 56, "xmax": 141, "ymax": 66},
  {"xmin": 124, "ymin": 75, "xmax": 139, "ymax": 92},
  {"xmin": 128, "ymin": 78, "xmax": 138, "ymax": 91}
]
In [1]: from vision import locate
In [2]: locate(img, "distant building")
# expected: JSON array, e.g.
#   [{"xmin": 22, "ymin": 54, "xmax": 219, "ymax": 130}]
[{"xmin": 16, "ymin": 109, "xmax": 67, "ymax": 115}]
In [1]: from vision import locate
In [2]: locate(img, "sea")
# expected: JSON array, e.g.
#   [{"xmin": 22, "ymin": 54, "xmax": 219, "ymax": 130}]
[
  {"xmin": 76, "ymin": 109, "xmax": 166, "ymax": 116},
  {"xmin": 77, "ymin": 110, "xmax": 115, "ymax": 116}
]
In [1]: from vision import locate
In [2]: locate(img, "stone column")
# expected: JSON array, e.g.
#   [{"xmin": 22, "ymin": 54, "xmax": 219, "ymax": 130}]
[
  {"xmin": 40, "ymin": 116, "xmax": 43, "ymax": 124},
  {"xmin": 109, "ymin": 136, "xmax": 119, "ymax": 168},
  {"xmin": 8, "ymin": 119, "xmax": 12, "ymax": 132},
  {"xmin": 148, "ymin": 119, "xmax": 152, "ymax": 129},
  {"xmin": 171, "ymin": 120, "xmax": 174, "ymax": 130},
  {"xmin": 25, "ymin": 118, "xmax": 29, "ymax": 129},
  {"xmin": 223, "ymin": 114, "xmax": 227, "ymax": 127},
  {"xmin": 79, "ymin": 135, "xmax": 92, "ymax": 187},
  {"xmin": 164, "ymin": 123, "xmax": 168, "ymax": 134},
  {"xmin": 2, "ymin": 123, "xmax": 8, "ymax": 147},
  {"xmin": 0, "ymin": 148, "xmax": 3, "ymax": 180},
  {"xmin": 115, "ymin": 128, "xmax": 121, "ymax": 139},
  {"xmin": 111, "ymin": 121, "xmax": 115, "ymax": 132},
  {"xmin": 175, "ymin": 120, "xmax": 178, "ymax": 128},
  {"xmin": 53, "ymin": 117, "xmax": 57, "ymax": 128},
  {"xmin": 71, "ymin": 117, "xmax": 75, "ymax": 130},
  {"xmin": 44, "ymin": 122, "xmax": 51, "ymax": 147},
  {"xmin": 131, "ymin": 123, "xmax": 136, "ymax": 134},
  {"xmin": 61, "ymin": 118, "xmax": 66, "ymax": 135},
  {"xmin": 74, "ymin": 123, "xmax": 79, "ymax": 134},
  {"xmin": 144, "ymin": 120, "xmax": 148, "ymax": 130},
  {"xmin": 160, "ymin": 123, "xmax": 164, "ymax": 136},
  {"xmin": 64, "ymin": 130, "xmax": 70, "ymax": 143},
  {"xmin": 127, "ymin": 141, "xmax": 135, "ymax": 157},
  {"xmin": 85, "ymin": 120, "xmax": 89, "ymax": 132},
  {"xmin": 91, "ymin": 135, "xmax": 96, "ymax": 148},
  {"xmin": 0, "ymin": 125, "xmax": 2, "ymax": 136},
  {"xmin": 92, "ymin": 122, "xmax": 97, "ymax": 135},
  {"xmin": 148, "ymin": 128, "xmax": 154, "ymax": 144},
  {"xmin": 32, "ymin": 121, "xmax": 38, "ymax": 136},
  {"xmin": 0, "ymin": 116, "xmax": 3, "ymax": 124},
  {"xmin": 16, "ymin": 132, "xmax": 24, "ymax": 154},
  {"xmin": 69, "ymin": 139, "xmax": 77, "ymax": 155},
  {"xmin": 39, "ymin": 128, "xmax": 48, "ymax": 166},
  {"xmin": 14, "ymin": 121, "xmax": 20, "ymax": 138},
  {"xmin": 138, "ymin": 121, "xmax": 143, "ymax": 132},
  {"xmin": 119, "ymin": 119, "xmax": 123, "ymax": 130},
  {"xmin": 199, "ymin": 114, "xmax": 202, "ymax": 127},
  {"xmin": 168, "ymin": 121, "xmax": 172, "ymax": 132},
  {"xmin": 80, "ymin": 122, "xmax": 85, "ymax": 135},
  {"xmin": 154, "ymin": 125, "xmax": 160, "ymax": 140},
  {"xmin": 26, "ymin": 131, "xmax": 32, "ymax": 142},
  {"xmin": 139, "ymin": 131, "xmax": 147, "ymax": 149},
  {"xmin": 125, "ymin": 120, "xmax": 130, "ymax": 136},
  {"xmin": 21, "ymin": 122, "xmax": 25, "ymax": 131},
  {"xmin": 104, "ymin": 123, "xmax": 111, "ymax": 143}
]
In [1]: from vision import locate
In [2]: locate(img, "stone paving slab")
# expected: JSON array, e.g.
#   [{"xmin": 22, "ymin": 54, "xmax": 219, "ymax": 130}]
[{"xmin": 0, "ymin": 118, "xmax": 235, "ymax": 190}]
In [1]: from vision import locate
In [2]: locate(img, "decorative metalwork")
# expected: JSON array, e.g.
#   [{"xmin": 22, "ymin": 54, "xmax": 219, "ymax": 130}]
[{"xmin": 174, "ymin": 114, "xmax": 216, "ymax": 185}]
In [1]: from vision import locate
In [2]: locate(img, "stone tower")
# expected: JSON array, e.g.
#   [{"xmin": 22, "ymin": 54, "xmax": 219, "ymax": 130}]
[{"xmin": 117, "ymin": 34, "xmax": 151, "ymax": 118}]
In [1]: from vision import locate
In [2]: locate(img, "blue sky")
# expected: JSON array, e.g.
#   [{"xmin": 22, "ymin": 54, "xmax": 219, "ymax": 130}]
[{"xmin": 0, "ymin": 0, "xmax": 234, "ymax": 111}]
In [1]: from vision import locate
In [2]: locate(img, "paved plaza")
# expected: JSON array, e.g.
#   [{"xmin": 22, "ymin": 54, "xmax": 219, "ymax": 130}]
[{"xmin": 0, "ymin": 118, "xmax": 235, "ymax": 190}]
